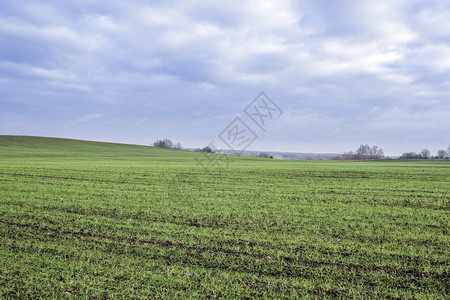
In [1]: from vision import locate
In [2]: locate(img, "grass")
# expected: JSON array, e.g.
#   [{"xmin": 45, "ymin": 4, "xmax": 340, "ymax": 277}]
[{"xmin": 0, "ymin": 135, "xmax": 449, "ymax": 299}]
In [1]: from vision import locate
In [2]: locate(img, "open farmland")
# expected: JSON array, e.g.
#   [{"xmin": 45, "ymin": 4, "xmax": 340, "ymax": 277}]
[{"xmin": 0, "ymin": 136, "xmax": 449, "ymax": 299}]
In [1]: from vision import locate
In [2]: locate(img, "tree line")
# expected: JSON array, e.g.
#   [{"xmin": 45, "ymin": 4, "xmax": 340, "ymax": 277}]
[
  {"xmin": 153, "ymin": 139, "xmax": 450, "ymax": 160},
  {"xmin": 333, "ymin": 145, "xmax": 385, "ymax": 160},
  {"xmin": 334, "ymin": 144, "xmax": 450, "ymax": 160},
  {"xmin": 399, "ymin": 145, "xmax": 450, "ymax": 159}
]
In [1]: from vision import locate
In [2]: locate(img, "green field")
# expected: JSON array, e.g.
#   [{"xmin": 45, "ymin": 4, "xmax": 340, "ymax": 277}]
[{"xmin": 0, "ymin": 136, "xmax": 449, "ymax": 299}]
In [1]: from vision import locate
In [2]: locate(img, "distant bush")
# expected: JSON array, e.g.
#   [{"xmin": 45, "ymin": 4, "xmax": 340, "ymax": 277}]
[
  {"xmin": 250, "ymin": 152, "xmax": 272, "ymax": 159},
  {"xmin": 400, "ymin": 150, "xmax": 431, "ymax": 159},
  {"xmin": 195, "ymin": 146, "xmax": 215, "ymax": 153},
  {"xmin": 400, "ymin": 152, "xmax": 420, "ymax": 159},
  {"xmin": 152, "ymin": 139, "xmax": 182, "ymax": 150},
  {"xmin": 258, "ymin": 152, "xmax": 272, "ymax": 159},
  {"xmin": 334, "ymin": 145, "xmax": 384, "ymax": 160},
  {"xmin": 437, "ymin": 149, "xmax": 448, "ymax": 159}
]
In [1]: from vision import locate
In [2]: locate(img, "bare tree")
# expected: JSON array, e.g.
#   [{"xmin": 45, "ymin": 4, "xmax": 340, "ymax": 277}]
[
  {"xmin": 174, "ymin": 142, "xmax": 182, "ymax": 150},
  {"xmin": 356, "ymin": 145, "xmax": 384, "ymax": 159},
  {"xmin": 356, "ymin": 145, "xmax": 371, "ymax": 159},
  {"xmin": 420, "ymin": 149, "xmax": 431, "ymax": 159},
  {"xmin": 437, "ymin": 150, "xmax": 447, "ymax": 159},
  {"xmin": 374, "ymin": 148, "xmax": 384, "ymax": 159}
]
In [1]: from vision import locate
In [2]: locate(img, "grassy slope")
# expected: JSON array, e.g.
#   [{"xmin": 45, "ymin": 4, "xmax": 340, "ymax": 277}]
[
  {"xmin": 0, "ymin": 135, "xmax": 198, "ymax": 160},
  {"xmin": 0, "ymin": 136, "xmax": 449, "ymax": 299}
]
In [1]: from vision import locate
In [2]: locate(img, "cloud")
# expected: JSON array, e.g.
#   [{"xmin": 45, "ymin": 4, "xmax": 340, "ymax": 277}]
[{"xmin": 0, "ymin": 0, "xmax": 449, "ymax": 155}]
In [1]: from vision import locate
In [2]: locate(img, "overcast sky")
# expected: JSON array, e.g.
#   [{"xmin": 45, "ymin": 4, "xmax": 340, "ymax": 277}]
[{"xmin": 1, "ymin": 0, "xmax": 449, "ymax": 155}]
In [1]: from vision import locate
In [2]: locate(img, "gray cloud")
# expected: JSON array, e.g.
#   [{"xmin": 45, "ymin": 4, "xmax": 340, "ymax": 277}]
[{"xmin": 0, "ymin": 0, "xmax": 449, "ymax": 155}]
